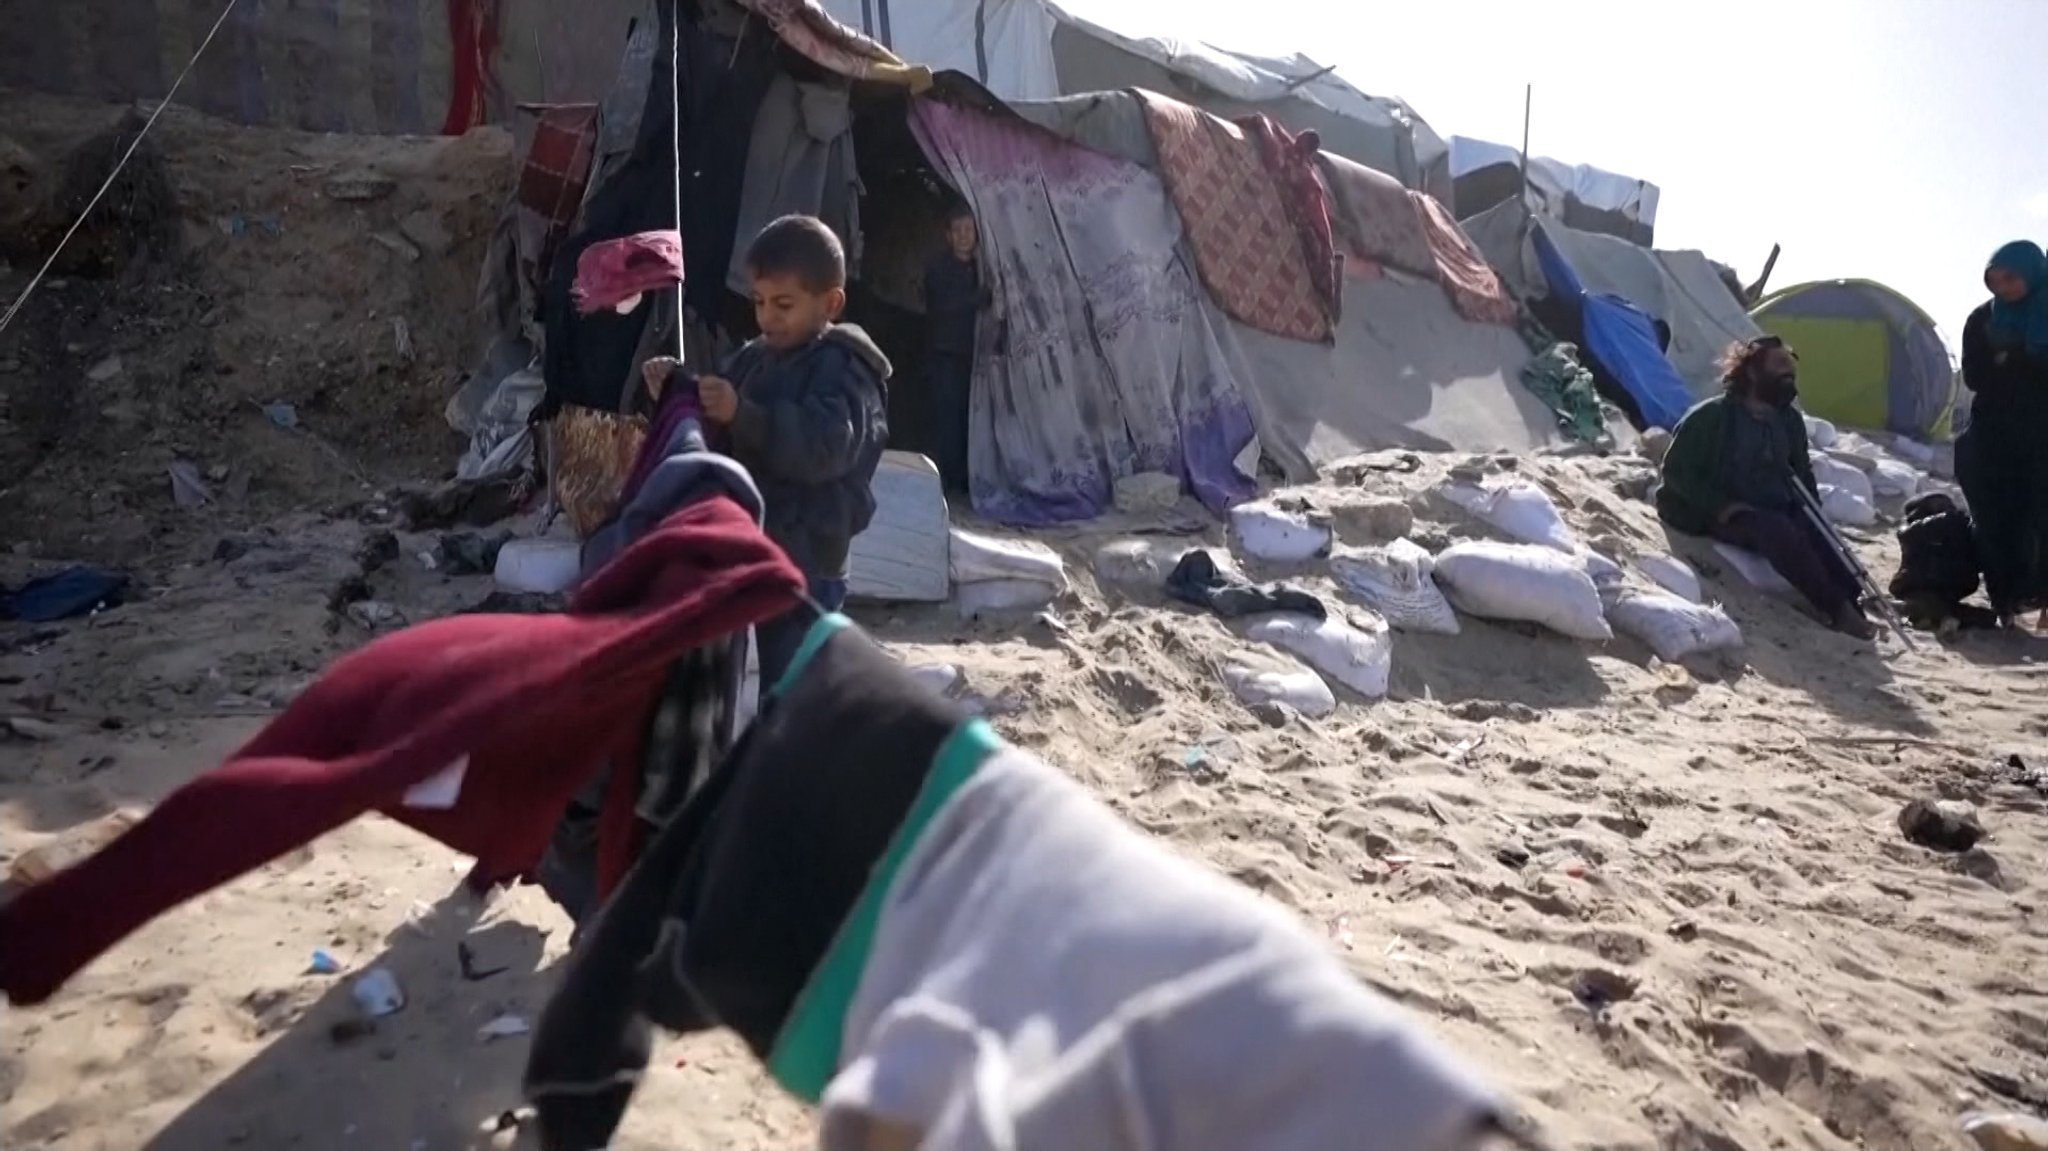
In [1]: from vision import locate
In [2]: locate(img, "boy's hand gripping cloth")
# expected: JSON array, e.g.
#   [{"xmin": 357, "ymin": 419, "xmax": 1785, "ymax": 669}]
[{"xmin": 527, "ymin": 619, "xmax": 1512, "ymax": 1151}]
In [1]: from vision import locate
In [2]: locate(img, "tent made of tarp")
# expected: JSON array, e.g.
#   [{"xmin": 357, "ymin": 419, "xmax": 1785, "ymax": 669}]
[
  {"xmin": 1448, "ymin": 136, "xmax": 1659, "ymax": 245},
  {"xmin": 811, "ymin": 0, "xmax": 1451, "ymax": 196},
  {"xmin": 980, "ymin": 90, "xmax": 1560, "ymax": 504},
  {"xmin": 1749, "ymin": 279, "xmax": 1956, "ymax": 440},
  {"xmin": 1463, "ymin": 199, "xmax": 1761, "ymax": 397}
]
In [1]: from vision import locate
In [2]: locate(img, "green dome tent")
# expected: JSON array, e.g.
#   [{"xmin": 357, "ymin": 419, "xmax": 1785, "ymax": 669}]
[{"xmin": 1748, "ymin": 279, "xmax": 1957, "ymax": 439}]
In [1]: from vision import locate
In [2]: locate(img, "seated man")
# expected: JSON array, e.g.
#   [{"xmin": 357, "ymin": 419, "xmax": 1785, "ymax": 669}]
[{"xmin": 1656, "ymin": 336, "xmax": 1877, "ymax": 638}]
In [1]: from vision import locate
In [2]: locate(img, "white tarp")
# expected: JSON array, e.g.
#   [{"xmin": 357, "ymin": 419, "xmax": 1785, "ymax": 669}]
[
  {"xmin": 818, "ymin": 0, "xmax": 1447, "ymax": 190},
  {"xmin": 1448, "ymin": 136, "xmax": 1661, "ymax": 227}
]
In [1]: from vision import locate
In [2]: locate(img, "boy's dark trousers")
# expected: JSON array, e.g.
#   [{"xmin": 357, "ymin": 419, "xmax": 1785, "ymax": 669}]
[{"xmin": 754, "ymin": 574, "xmax": 848, "ymax": 692}]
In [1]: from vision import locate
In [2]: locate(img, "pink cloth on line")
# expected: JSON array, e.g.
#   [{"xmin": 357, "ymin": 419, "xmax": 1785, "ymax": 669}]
[
  {"xmin": 1410, "ymin": 194, "xmax": 1518, "ymax": 328},
  {"xmin": 574, "ymin": 230, "xmax": 686, "ymax": 315}
]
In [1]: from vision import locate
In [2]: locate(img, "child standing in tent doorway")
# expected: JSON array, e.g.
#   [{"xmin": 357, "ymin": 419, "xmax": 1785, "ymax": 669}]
[
  {"xmin": 922, "ymin": 201, "xmax": 989, "ymax": 494},
  {"xmin": 644, "ymin": 215, "xmax": 892, "ymax": 688}
]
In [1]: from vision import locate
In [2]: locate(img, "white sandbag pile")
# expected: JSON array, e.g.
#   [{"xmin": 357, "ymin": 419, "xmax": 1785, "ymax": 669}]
[
  {"xmin": 1870, "ymin": 459, "xmax": 1921, "ymax": 501},
  {"xmin": 1433, "ymin": 541, "xmax": 1613, "ymax": 641},
  {"xmin": 1820, "ymin": 484, "xmax": 1878, "ymax": 527},
  {"xmin": 1804, "ymin": 414, "xmax": 1838, "ymax": 449},
  {"xmin": 1603, "ymin": 588, "xmax": 1744, "ymax": 663},
  {"xmin": 951, "ymin": 527, "xmax": 1067, "ymax": 618},
  {"xmin": 1812, "ymin": 454, "xmax": 1874, "ymax": 504},
  {"xmin": 1228, "ymin": 498, "xmax": 1332, "ymax": 562},
  {"xmin": 1636, "ymin": 553, "xmax": 1703, "ymax": 603},
  {"xmin": 1329, "ymin": 539, "xmax": 1460, "ymax": 635},
  {"xmin": 1439, "ymin": 479, "xmax": 1579, "ymax": 552},
  {"xmin": 1245, "ymin": 610, "xmax": 1393, "ymax": 699},
  {"xmin": 1222, "ymin": 651, "xmax": 1337, "ymax": 718}
]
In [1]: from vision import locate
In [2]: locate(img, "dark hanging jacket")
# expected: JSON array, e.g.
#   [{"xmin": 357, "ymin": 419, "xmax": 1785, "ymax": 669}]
[
  {"xmin": 1656, "ymin": 393, "xmax": 1817, "ymax": 536},
  {"xmin": 721, "ymin": 324, "xmax": 892, "ymax": 580},
  {"xmin": 1960, "ymin": 301, "xmax": 2048, "ymax": 446}
]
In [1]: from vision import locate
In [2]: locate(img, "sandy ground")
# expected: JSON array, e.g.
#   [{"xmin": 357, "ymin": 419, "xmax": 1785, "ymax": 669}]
[
  {"xmin": 5, "ymin": 91, "xmax": 2048, "ymax": 1151},
  {"xmin": 6, "ymin": 449, "xmax": 2048, "ymax": 1151}
]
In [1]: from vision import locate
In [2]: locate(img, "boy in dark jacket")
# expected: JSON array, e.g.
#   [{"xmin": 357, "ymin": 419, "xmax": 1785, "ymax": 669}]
[
  {"xmin": 651, "ymin": 215, "xmax": 891, "ymax": 689},
  {"xmin": 1889, "ymin": 492, "xmax": 1985, "ymax": 633}
]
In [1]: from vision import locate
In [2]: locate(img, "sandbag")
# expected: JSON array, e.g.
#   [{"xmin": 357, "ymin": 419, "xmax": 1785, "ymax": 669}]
[
  {"xmin": 1812, "ymin": 454, "xmax": 1873, "ymax": 504},
  {"xmin": 1820, "ymin": 484, "xmax": 1878, "ymax": 527},
  {"xmin": 1433, "ymin": 541, "xmax": 1612, "ymax": 641},
  {"xmin": 1439, "ymin": 479, "xmax": 1578, "ymax": 552},
  {"xmin": 1093, "ymin": 538, "xmax": 1187, "ymax": 589},
  {"xmin": 1228, "ymin": 499, "xmax": 1332, "ymax": 563},
  {"xmin": 1803, "ymin": 414, "xmax": 1838, "ymax": 449},
  {"xmin": 950, "ymin": 527, "xmax": 1067, "ymax": 587},
  {"xmin": 1870, "ymin": 459, "xmax": 1921, "ymax": 500},
  {"xmin": 1245, "ymin": 611, "xmax": 1393, "ymax": 699},
  {"xmin": 1328, "ymin": 539, "xmax": 1459, "ymax": 635},
  {"xmin": 1222, "ymin": 653, "xmax": 1337, "ymax": 718},
  {"xmin": 1605, "ymin": 589, "xmax": 1744, "ymax": 663},
  {"xmin": 956, "ymin": 578, "xmax": 1059, "ymax": 618},
  {"xmin": 494, "ymin": 538, "xmax": 581, "ymax": 594},
  {"xmin": 1578, "ymin": 549, "xmax": 1625, "ymax": 590},
  {"xmin": 1635, "ymin": 553, "xmax": 1703, "ymax": 604}
]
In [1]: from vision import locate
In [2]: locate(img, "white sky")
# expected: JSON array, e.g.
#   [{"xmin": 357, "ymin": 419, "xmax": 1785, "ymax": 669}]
[{"xmin": 1082, "ymin": 0, "xmax": 2048, "ymax": 348}]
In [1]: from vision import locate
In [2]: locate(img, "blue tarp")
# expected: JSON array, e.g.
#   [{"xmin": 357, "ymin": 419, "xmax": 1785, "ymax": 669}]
[{"xmin": 1531, "ymin": 223, "xmax": 1695, "ymax": 430}]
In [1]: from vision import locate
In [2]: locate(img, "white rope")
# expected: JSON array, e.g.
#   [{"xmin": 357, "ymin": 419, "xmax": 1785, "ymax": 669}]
[{"xmin": 0, "ymin": 0, "xmax": 243, "ymax": 338}]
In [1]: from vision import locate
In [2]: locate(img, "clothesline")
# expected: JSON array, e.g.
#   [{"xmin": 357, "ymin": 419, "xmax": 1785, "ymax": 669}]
[{"xmin": 0, "ymin": 0, "xmax": 243, "ymax": 339}]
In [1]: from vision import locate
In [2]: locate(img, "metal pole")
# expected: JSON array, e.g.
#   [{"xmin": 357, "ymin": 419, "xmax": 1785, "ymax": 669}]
[
  {"xmin": 669, "ymin": 0, "xmax": 687, "ymax": 362},
  {"xmin": 1518, "ymin": 84, "xmax": 1533, "ymax": 218}
]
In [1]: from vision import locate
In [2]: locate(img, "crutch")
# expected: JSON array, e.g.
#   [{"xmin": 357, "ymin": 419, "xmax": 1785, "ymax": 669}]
[{"xmin": 1791, "ymin": 480, "xmax": 1916, "ymax": 650}]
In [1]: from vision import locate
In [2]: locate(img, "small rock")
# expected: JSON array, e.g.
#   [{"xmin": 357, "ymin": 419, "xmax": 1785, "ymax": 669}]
[
  {"xmin": 146, "ymin": 721, "xmax": 168, "ymax": 738},
  {"xmin": 355, "ymin": 529, "xmax": 400, "ymax": 573},
  {"xmin": 1637, "ymin": 428, "xmax": 1673, "ymax": 465},
  {"xmin": 1899, "ymin": 797, "xmax": 1984, "ymax": 852},
  {"xmin": 1250, "ymin": 700, "xmax": 1296, "ymax": 728},
  {"xmin": 3, "ymin": 715, "xmax": 66, "ymax": 741},
  {"xmin": 1666, "ymin": 919, "xmax": 1699, "ymax": 942},
  {"xmin": 322, "ymin": 172, "xmax": 397, "ymax": 202},
  {"xmin": 1494, "ymin": 843, "xmax": 1531, "ymax": 870},
  {"xmin": 477, "ymin": 1013, "xmax": 531, "ymax": 1042},
  {"xmin": 1965, "ymin": 1112, "xmax": 2048, "ymax": 1151},
  {"xmin": 212, "ymin": 537, "xmax": 250, "ymax": 564},
  {"xmin": 1093, "ymin": 538, "xmax": 1178, "ymax": 589},
  {"xmin": 86, "ymin": 355, "xmax": 123, "ymax": 384},
  {"xmin": 344, "ymin": 600, "xmax": 400, "ymax": 630},
  {"xmin": 1331, "ymin": 496, "xmax": 1415, "ymax": 542}
]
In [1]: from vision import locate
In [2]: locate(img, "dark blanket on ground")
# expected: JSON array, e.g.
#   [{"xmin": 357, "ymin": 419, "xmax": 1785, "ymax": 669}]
[
  {"xmin": 1166, "ymin": 549, "xmax": 1326, "ymax": 619},
  {"xmin": 0, "ymin": 497, "xmax": 803, "ymax": 1006}
]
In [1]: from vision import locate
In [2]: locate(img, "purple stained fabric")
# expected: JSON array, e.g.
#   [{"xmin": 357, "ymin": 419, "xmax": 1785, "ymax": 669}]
[{"xmin": 908, "ymin": 99, "xmax": 1257, "ymax": 526}]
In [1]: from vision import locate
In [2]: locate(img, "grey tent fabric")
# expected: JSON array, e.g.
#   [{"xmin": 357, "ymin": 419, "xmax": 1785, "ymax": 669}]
[
  {"xmin": 1462, "ymin": 200, "xmax": 1760, "ymax": 396},
  {"xmin": 1003, "ymin": 92, "xmax": 1563, "ymax": 483}
]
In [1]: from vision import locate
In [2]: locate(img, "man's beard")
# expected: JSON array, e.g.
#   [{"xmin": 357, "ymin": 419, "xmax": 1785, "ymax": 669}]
[{"xmin": 1756, "ymin": 374, "xmax": 1799, "ymax": 408}]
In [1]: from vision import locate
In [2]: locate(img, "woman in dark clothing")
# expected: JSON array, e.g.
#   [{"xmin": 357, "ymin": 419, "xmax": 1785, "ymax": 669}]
[
  {"xmin": 921, "ymin": 203, "xmax": 989, "ymax": 494},
  {"xmin": 1957, "ymin": 240, "xmax": 2048, "ymax": 629}
]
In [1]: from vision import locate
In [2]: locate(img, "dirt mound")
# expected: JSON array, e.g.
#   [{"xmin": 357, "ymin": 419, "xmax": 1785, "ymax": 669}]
[{"xmin": 0, "ymin": 91, "xmax": 513, "ymax": 567}]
